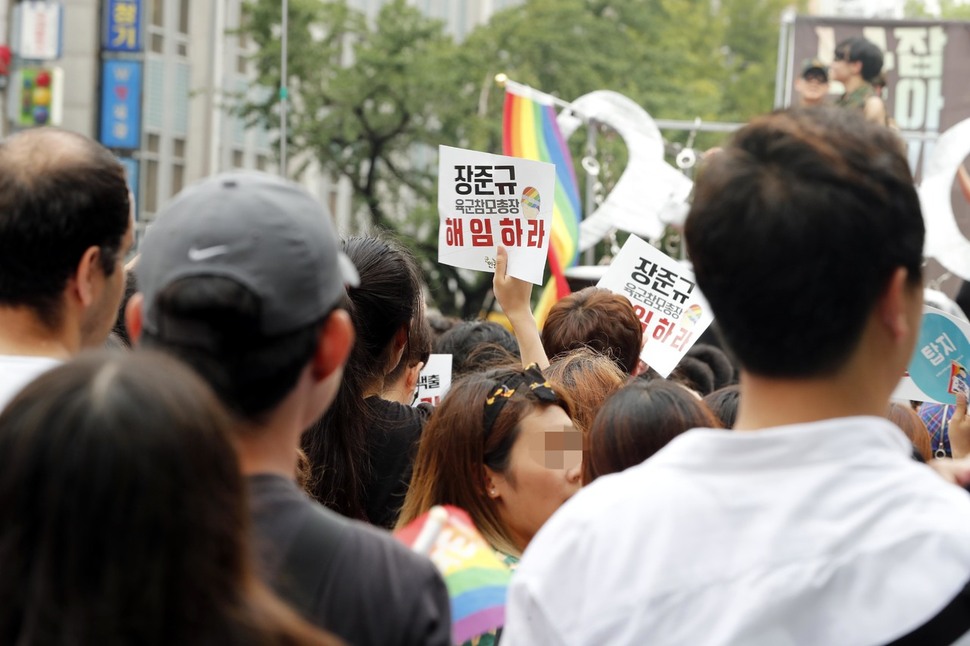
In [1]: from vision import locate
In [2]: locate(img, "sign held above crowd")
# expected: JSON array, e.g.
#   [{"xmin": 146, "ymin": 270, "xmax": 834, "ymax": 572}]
[
  {"xmin": 437, "ymin": 145, "xmax": 555, "ymax": 286},
  {"xmin": 597, "ymin": 235, "xmax": 714, "ymax": 377}
]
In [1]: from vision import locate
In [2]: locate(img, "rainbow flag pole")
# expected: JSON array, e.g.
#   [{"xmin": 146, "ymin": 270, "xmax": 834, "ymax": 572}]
[{"xmin": 498, "ymin": 75, "xmax": 585, "ymax": 327}]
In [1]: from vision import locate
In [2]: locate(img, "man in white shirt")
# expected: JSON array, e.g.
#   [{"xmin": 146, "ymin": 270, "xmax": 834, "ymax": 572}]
[
  {"xmin": 0, "ymin": 128, "xmax": 133, "ymax": 408},
  {"xmin": 503, "ymin": 107, "xmax": 970, "ymax": 645}
]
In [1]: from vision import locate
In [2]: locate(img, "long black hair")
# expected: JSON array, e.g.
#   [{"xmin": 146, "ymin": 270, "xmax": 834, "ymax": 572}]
[{"xmin": 302, "ymin": 235, "xmax": 424, "ymax": 521}]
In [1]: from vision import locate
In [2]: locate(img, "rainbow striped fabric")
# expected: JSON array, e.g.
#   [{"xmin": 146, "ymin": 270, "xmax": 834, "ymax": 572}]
[
  {"xmin": 502, "ymin": 84, "xmax": 583, "ymax": 325},
  {"xmin": 395, "ymin": 505, "xmax": 513, "ymax": 644}
]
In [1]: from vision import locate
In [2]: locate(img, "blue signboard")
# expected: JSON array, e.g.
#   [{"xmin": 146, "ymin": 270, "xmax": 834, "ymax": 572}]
[
  {"xmin": 100, "ymin": 60, "xmax": 142, "ymax": 149},
  {"xmin": 117, "ymin": 156, "xmax": 140, "ymax": 222},
  {"xmin": 103, "ymin": 0, "xmax": 142, "ymax": 52}
]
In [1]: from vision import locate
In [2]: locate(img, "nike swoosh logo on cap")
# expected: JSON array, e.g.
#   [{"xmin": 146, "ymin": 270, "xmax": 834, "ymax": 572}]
[{"xmin": 187, "ymin": 245, "xmax": 230, "ymax": 261}]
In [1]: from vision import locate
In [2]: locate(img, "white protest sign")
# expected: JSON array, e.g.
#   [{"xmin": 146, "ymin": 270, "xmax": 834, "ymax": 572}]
[
  {"xmin": 414, "ymin": 354, "xmax": 453, "ymax": 407},
  {"xmin": 597, "ymin": 235, "xmax": 714, "ymax": 377},
  {"xmin": 894, "ymin": 306, "xmax": 970, "ymax": 404},
  {"xmin": 437, "ymin": 145, "xmax": 555, "ymax": 285}
]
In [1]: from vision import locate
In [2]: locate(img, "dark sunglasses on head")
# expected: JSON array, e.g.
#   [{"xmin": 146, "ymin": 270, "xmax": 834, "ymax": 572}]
[{"xmin": 833, "ymin": 49, "xmax": 848, "ymax": 61}]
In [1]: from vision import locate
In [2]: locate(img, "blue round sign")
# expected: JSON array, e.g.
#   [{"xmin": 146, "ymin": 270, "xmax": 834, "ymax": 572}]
[{"xmin": 909, "ymin": 312, "xmax": 970, "ymax": 403}]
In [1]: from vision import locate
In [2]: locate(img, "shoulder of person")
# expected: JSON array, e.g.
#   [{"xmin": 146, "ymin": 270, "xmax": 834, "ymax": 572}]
[{"xmin": 336, "ymin": 518, "xmax": 452, "ymax": 644}]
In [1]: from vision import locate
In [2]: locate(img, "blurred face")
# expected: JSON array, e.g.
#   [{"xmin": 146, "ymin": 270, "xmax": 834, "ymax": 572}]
[
  {"xmin": 830, "ymin": 47, "xmax": 856, "ymax": 83},
  {"xmin": 487, "ymin": 404, "xmax": 582, "ymax": 551},
  {"xmin": 796, "ymin": 72, "xmax": 829, "ymax": 106}
]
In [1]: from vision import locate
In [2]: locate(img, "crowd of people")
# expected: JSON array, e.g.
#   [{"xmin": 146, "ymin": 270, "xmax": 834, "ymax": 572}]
[{"xmin": 2, "ymin": 36, "xmax": 970, "ymax": 646}]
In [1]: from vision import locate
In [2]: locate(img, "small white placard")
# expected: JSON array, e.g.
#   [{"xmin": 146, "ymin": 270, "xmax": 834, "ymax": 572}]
[
  {"xmin": 415, "ymin": 354, "xmax": 453, "ymax": 407},
  {"xmin": 597, "ymin": 235, "xmax": 714, "ymax": 377},
  {"xmin": 437, "ymin": 145, "xmax": 555, "ymax": 285}
]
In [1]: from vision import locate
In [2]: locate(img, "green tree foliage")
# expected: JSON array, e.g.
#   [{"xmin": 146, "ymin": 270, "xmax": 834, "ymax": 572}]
[
  {"xmin": 240, "ymin": 0, "xmax": 497, "ymax": 316},
  {"xmin": 905, "ymin": 0, "xmax": 970, "ymax": 18},
  {"xmin": 236, "ymin": 0, "xmax": 798, "ymax": 316},
  {"xmin": 241, "ymin": 0, "xmax": 456, "ymax": 229}
]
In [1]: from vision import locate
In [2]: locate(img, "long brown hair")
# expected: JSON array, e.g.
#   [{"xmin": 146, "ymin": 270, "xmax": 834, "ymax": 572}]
[
  {"xmin": 398, "ymin": 367, "xmax": 572, "ymax": 557},
  {"xmin": 0, "ymin": 351, "xmax": 336, "ymax": 646}
]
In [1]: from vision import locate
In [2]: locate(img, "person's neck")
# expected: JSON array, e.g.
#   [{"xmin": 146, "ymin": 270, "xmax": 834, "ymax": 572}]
[
  {"xmin": 235, "ymin": 405, "xmax": 305, "ymax": 480},
  {"xmin": 734, "ymin": 361, "xmax": 894, "ymax": 431},
  {"xmin": 0, "ymin": 307, "xmax": 78, "ymax": 359},
  {"xmin": 381, "ymin": 376, "xmax": 412, "ymax": 406},
  {"xmin": 843, "ymin": 75, "xmax": 866, "ymax": 94}
]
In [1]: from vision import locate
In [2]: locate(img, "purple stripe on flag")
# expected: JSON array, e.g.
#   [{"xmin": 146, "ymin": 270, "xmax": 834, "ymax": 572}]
[{"xmin": 453, "ymin": 606, "xmax": 507, "ymax": 644}]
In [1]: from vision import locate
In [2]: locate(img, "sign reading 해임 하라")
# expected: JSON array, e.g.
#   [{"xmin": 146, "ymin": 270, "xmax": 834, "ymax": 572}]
[{"xmin": 437, "ymin": 145, "xmax": 555, "ymax": 285}]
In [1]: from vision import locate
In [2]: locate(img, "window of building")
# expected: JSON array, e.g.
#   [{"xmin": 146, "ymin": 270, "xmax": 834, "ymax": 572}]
[
  {"xmin": 151, "ymin": 0, "xmax": 165, "ymax": 27},
  {"xmin": 144, "ymin": 159, "xmax": 159, "ymax": 213},
  {"xmin": 179, "ymin": 0, "xmax": 189, "ymax": 34}
]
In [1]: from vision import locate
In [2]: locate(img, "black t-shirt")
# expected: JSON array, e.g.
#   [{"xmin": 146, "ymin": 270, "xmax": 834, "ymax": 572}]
[
  {"xmin": 363, "ymin": 398, "xmax": 433, "ymax": 528},
  {"xmin": 247, "ymin": 474, "xmax": 451, "ymax": 646}
]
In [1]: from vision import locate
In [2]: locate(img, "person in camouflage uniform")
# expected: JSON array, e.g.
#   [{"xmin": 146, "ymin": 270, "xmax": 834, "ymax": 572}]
[{"xmin": 831, "ymin": 36, "xmax": 887, "ymax": 125}]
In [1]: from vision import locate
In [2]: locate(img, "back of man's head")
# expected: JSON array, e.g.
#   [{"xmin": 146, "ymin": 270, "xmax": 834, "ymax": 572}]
[
  {"xmin": 0, "ymin": 128, "xmax": 130, "ymax": 329},
  {"xmin": 837, "ymin": 37, "xmax": 884, "ymax": 82},
  {"xmin": 684, "ymin": 107, "xmax": 923, "ymax": 379},
  {"xmin": 541, "ymin": 287, "xmax": 644, "ymax": 375},
  {"xmin": 135, "ymin": 171, "xmax": 358, "ymax": 424}
]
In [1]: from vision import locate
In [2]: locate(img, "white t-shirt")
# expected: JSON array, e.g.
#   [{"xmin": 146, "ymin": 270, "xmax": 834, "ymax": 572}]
[
  {"xmin": 503, "ymin": 417, "xmax": 970, "ymax": 646},
  {"xmin": 0, "ymin": 355, "xmax": 61, "ymax": 411}
]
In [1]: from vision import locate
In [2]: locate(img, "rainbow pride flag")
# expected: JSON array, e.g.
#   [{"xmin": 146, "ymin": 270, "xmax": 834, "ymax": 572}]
[
  {"xmin": 502, "ymin": 84, "xmax": 583, "ymax": 326},
  {"xmin": 395, "ymin": 506, "xmax": 513, "ymax": 644}
]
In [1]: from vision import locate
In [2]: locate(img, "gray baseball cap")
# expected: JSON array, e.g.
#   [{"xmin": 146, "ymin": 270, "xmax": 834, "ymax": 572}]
[{"xmin": 138, "ymin": 171, "xmax": 359, "ymax": 336}]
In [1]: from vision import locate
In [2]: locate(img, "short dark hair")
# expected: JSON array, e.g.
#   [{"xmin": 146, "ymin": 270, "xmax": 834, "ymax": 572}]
[
  {"xmin": 837, "ymin": 37, "xmax": 884, "ymax": 82},
  {"xmin": 434, "ymin": 320, "xmax": 520, "ymax": 379},
  {"xmin": 0, "ymin": 128, "xmax": 130, "ymax": 328},
  {"xmin": 542, "ymin": 287, "xmax": 644, "ymax": 375},
  {"xmin": 684, "ymin": 108, "xmax": 923, "ymax": 378},
  {"xmin": 668, "ymin": 356, "xmax": 715, "ymax": 396},
  {"xmin": 140, "ymin": 276, "xmax": 323, "ymax": 423},
  {"xmin": 586, "ymin": 379, "xmax": 716, "ymax": 484},
  {"xmin": 703, "ymin": 385, "xmax": 741, "ymax": 429}
]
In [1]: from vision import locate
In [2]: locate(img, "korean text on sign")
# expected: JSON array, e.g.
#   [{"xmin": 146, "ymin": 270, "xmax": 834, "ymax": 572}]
[
  {"xmin": 901, "ymin": 307, "xmax": 970, "ymax": 404},
  {"xmin": 415, "ymin": 354, "xmax": 453, "ymax": 407},
  {"xmin": 103, "ymin": 0, "xmax": 142, "ymax": 52},
  {"xmin": 597, "ymin": 235, "xmax": 714, "ymax": 377},
  {"xmin": 437, "ymin": 145, "xmax": 555, "ymax": 285}
]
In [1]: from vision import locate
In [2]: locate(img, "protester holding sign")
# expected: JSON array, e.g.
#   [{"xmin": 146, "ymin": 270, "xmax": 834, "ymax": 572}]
[
  {"xmin": 503, "ymin": 107, "xmax": 970, "ymax": 645},
  {"xmin": 492, "ymin": 246, "xmax": 551, "ymax": 369}
]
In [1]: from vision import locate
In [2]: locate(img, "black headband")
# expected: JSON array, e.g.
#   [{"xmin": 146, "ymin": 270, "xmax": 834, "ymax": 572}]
[{"xmin": 482, "ymin": 364, "xmax": 558, "ymax": 436}]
